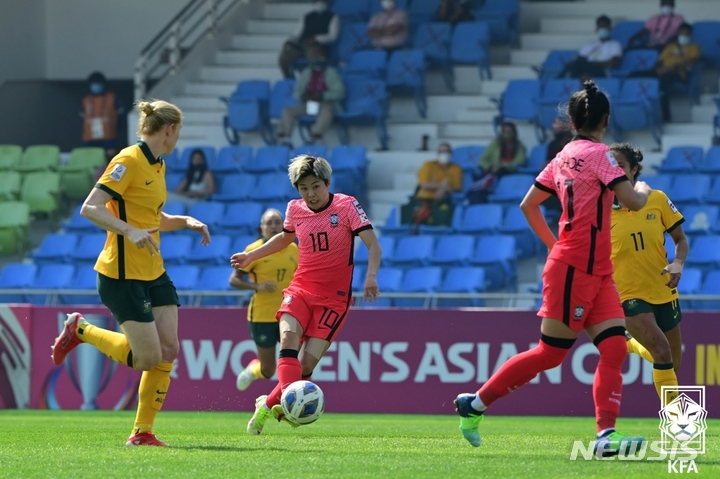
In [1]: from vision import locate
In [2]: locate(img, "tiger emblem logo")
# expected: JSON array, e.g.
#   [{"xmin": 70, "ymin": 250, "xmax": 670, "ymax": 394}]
[{"xmin": 659, "ymin": 393, "xmax": 707, "ymax": 446}]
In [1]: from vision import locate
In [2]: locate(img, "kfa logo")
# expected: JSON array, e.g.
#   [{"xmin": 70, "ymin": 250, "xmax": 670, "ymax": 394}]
[
  {"xmin": 660, "ymin": 386, "xmax": 706, "ymax": 473},
  {"xmin": 573, "ymin": 305, "xmax": 584, "ymax": 320},
  {"xmin": 330, "ymin": 213, "xmax": 339, "ymax": 227}
]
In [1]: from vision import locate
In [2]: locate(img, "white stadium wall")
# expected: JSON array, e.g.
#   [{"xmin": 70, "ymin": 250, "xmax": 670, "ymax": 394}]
[{"xmin": 0, "ymin": 0, "xmax": 46, "ymax": 88}]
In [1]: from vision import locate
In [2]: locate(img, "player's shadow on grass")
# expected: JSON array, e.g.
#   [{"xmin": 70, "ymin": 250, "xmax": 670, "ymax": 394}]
[{"xmin": 174, "ymin": 446, "xmax": 302, "ymax": 453}]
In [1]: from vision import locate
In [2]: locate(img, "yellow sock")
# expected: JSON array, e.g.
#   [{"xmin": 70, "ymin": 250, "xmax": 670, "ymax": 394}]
[
  {"xmin": 653, "ymin": 364, "xmax": 679, "ymax": 405},
  {"xmin": 78, "ymin": 323, "xmax": 133, "ymax": 367},
  {"xmin": 132, "ymin": 361, "xmax": 173, "ymax": 435},
  {"xmin": 627, "ymin": 338, "xmax": 655, "ymax": 363},
  {"xmin": 250, "ymin": 359, "xmax": 264, "ymax": 379}
]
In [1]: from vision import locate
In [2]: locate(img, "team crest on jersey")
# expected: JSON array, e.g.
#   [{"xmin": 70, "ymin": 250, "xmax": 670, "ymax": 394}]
[
  {"xmin": 627, "ymin": 299, "xmax": 638, "ymax": 309},
  {"xmin": 109, "ymin": 164, "xmax": 127, "ymax": 182},
  {"xmin": 283, "ymin": 295, "xmax": 292, "ymax": 304},
  {"xmin": 574, "ymin": 305, "xmax": 584, "ymax": 320},
  {"xmin": 646, "ymin": 213, "xmax": 656, "ymax": 220},
  {"xmin": 667, "ymin": 199, "xmax": 678, "ymax": 213},
  {"xmin": 330, "ymin": 213, "xmax": 339, "ymax": 227},
  {"xmin": 143, "ymin": 299, "xmax": 152, "ymax": 313},
  {"xmin": 605, "ymin": 151, "xmax": 619, "ymax": 167},
  {"xmin": 353, "ymin": 200, "xmax": 365, "ymax": 215}
]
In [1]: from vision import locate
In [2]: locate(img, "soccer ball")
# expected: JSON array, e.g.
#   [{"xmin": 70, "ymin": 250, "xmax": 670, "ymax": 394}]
[{"xmin": 280, "ymin": 380, "xmax": 325, "ymax": 425}]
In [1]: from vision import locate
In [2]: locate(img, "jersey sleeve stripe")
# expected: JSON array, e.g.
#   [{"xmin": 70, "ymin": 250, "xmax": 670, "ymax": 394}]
[
  {"xmin": 282, "ymin": 227, "xmax": 295, "ymax": 233},
  {"xmin": 607, "ymin": 175, "xmax": 628, "ymax": 190},
  {"xmin": 352, "ymin": 224, "xmax": 374, "ymax": 235},
  {"xmin": 95, "ymin": 183, "xmax": 121, "ymax": 199},
  {"xmin": 534, "ymin": 181, "xmax": 556, "ymax": 196},
  {"xmin": 666, "ymin": 216, "xmax": 685, "ymax": 234}
]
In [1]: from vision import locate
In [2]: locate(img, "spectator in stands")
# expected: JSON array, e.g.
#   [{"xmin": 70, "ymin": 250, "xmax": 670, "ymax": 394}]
[
  {"xmin": 655, "ymin": 23, "xmax": 701, "ymax": 122},
  {"xmin": 401, "ymin": 142, "xmax": 462, "ymax": 231},
  {"xmin": 81, "ymin": 71, "xmax": 123, "ymax": 160},
  {"xmin": 368, "ymin": 0, "xmax": 409, "ymax": 52},
  {"xmin": 628, "ymin": 0, "xmax": 686, "ymax": 50},
  {"xmin": 169, "ymin": 149, "xmax": 216, "ymax": 205},
  {"xmin": 546, "ymin": 118, "xmax": 573, "ymax": 163},
  {"xmin": 436, "ymin": 0, "xmax": 474, "ymax": 25},
  {"xmin": 276, "ymin": 53, "xmax": 345, "ymax": 147},
  {"xmin": 278, "ymin": 0, "xmax": 339, "ymax": 79},
  {"xmin": 465, "ymin": 122, "xmax": 526, "ymax": 204},
  {"xmin": 558, "ymin": 15, "xmax": 622, "ymax": 79}
]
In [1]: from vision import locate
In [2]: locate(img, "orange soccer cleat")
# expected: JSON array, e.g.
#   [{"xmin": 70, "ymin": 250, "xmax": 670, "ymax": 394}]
[
  {"xmin": 51, "ymin": 312, "xmax": 86, "ymax": 366},
  {"xmin": 126, "ymin": 432, "xmax": 169, "ymax": 447}
]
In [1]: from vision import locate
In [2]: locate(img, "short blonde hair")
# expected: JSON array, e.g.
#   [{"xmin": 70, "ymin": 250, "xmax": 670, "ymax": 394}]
[
  {"xmin": 288, "ymin": 155, "xmax": 332, "ymax": 188},
  {"xmin": 136, "ymin": 99, "xmax": 183, "ymax": 136},
  {"xmin": 261, "ymin": 208, "xmax": 284, "ymax": 223}
]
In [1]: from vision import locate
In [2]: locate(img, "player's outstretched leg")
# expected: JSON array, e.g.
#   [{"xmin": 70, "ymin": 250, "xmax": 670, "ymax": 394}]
[
  {"xmin": 51, "ymin": 312, "xmax": 87, "ymax": 365},
  {"xmin": 454, "ymin": 393, "xmax": 485, "ymax": 447},
  {"xmin": 270, "ymin": 405, "xmax": 300, "ymax": 428},
  {"xmin": 236, "ymin": 358, "xmax": 262, "ymax": 391},
  {"xmin": 247, "ymin": 395, "xmax": 272, "ymax": 435}
]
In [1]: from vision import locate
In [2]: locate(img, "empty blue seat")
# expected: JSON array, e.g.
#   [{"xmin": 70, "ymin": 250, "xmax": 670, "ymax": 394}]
[
  {"xmin": 333, "ymin": 0, "xmax": 370, "ymax": 22},
  {"xmin": 501, "ymin": 205, "xmax": 539, "ymax": 258},
  {"xmin": 408, "ymin": 0, "xmax": 438, "ymax": 24},
  {"xmin": 613, "ymin": 78, "xmax": 662, "ymax": 147},
  {"xmin": 379, "ymin": 206, "xmax": 412, "ymax": 237},
  {"xmin": 469, "ymin": 235, "xmax": 517, "ymax": 289},
  {"xmin": 488, "ymin": 174, "xmax": 535, "ymax": 204},
  {"xmin": 685, "ymin": 235, "xmax": 720, "ymax": 272},
  {"xmin": 293, "ymin": 145, "xmax": 328, "ymax": 159},
  {"xmin": 337, "ymin": 22, "xmax": 370, "ymax": 63},
  {"xmin": 611, "ymin": 21, "xmax": 645, "ymax": 50},
  {"xmin": 678, "ymin": 266, "xmax": 701, "ymax": 311},
  {"xmin": 187, "ymin": 201, "xmax": 225, "ymax": 230},
  {"xmin": 187, "ymin": 234, "xmax": 232, "ymax": 265},
  {"xmin": 222, "ymin": 80, "xmax": 272, "ymax": 145},
  {"xmin": 611, "ymin": 49, "xmax": 659, "ymax": 77},
  {"xmin": 475, "ymin": 0, "xmax": 519, "ymax": 44},
  {"xmin": 707, "ymin": 177, "xmax": 720, "ymax": 205},
  {"xmin": 220, "ymin": 202, "xmax": 264, "ymax": 236},
  {"xmin": 664, "ymin": 233, "xmax": 681, "ymax": 262},
  {"xmin": 212, "ymin": 174, "xmax": 256, "ymax": 202},
  {"xmin": 695, "ymin": 271, "xmax": 720, "ymax": 310},
  {"xmin": 656, "ymin": 146, "xmax": 703, "ymax": 173},
  {"xmin": 0, "ymin": 263, "xmax": 37, "ymax": 303},
  {"xmin": 60, "ymin": 265, "xmax": 101, "ymax": 305},
  {"xmin": 536, "ymin": 50, "xmax": 577, "ymax": 81},
  {"xmin": 231, "ymin": 234, "xmax": 262, "ymax": 254},
  {"xmin": 161, "ymin": 235, "xmax": 194, "ymax": 265},
  {"xmin": 455, "ymin": 204, "xmax": 503, "ymax": 234},
  {"xmin": 249, "ymin": 173, "xmax": 298, "ymax": 202},
  {"xmin": 343, "ymin": 50, "xmax": 388, "ymax": 81},
  {"xmin": 385, "ymin": 235, "xmax": 434, "ymax": 266},
  {"xmin": 668, "ymin": 174, "xmax": 711, "ymax": 204},
  {"xmin": 197, "ymin": 266, "xmax": 235, "ymax": 306},
  {"xmin": 493, "ymin": 79, "xmax": 541, "ymax": 131},
  {"xmin": 65, "ymin": 204, "xmax": 98, "ymax": 232},
  {"xmin": 32, "ymin": 233, "xmax": 78, "ymax": 265},
  {"xmin": 699, "ymin": 146, "xmax": 720, "ymax": 174},
  {"xmin": 163, "ymin": 201, "xmax": 186, "ymax": 217},
  {"xmin": 351, "ymin": 265, "xmax": 366, "ymax": 292},
  {"xmin": 165, "ymin": 173, "xmax": 184, "ymax": 192},
  {"xmin": 213, "ymin": 145, "xmax": 252, "ymax": 174},
  {"xmin": 373, "ymin": 267, "xmax": 404, "ymax": 307},
  {"xmin": 269, "ymin": 79, "xmax": 300, "ymax": 121},
  {"xmin": 72, "ymin": 233, "xmax": 107, "ymax": 263},
  {"xmin": 387, "ymin": 49, "xmax": 427, "ymax": 117},
  {"xmin": 245, "ymin": 146, "xmax": 290, "ymax": 173},
  {"xmin": 641, "ymin": 174, "xmax": 673, "ymax": 192},
  {"xmin": 452, "ymin": 145, "xmax": 485, "ymax": 173},
  {"xmin": 682, "ymin": 205, "xmax": 718, "ymax": 235},
  {"xmin": 335, "ymin": 78, "xmax": 389, "ymax": 150},
  {"xmin": 437, "ymin": 266, "xmax": 486, "ymax": 308},
  {"xmin": 450, "ymin": 22, "xmax": 491, "ymax": 80},
  {"xmin": 692, "ymin": 21, "xmax": 720, "ymax": 68},
  {"xmin": 536, "ymin": 79, "xmax": 581, "ymax": 131},
  {"xmin": 518, "ymin": 144, "xmax": 548, "ymax": 174},
  {"xmin": 330, "ymin": 145, "xmax": 367, "ymax": 172},
  {"xmin": 429, "ymin": 235, "xmax": 475, "ymax": 266},
  {"xmin": 413, "ymin": 22, "xmax": 453, "ymax": 90},
  {"xmin": 394, "ymin": 266, "xmax": 443, "ymax": 308},
  {"xmin": 593, "ymin": 78, "xmax": 622, "ymax": 101},
  {"xmin": 165, "ymin": 265, "xmax": 201, "ymax": 306},
  {"xmin": 26, "ymin": 264, "xmax": 75, "ymax": 305},
  {"xmin": 355, "ymin": 236, "xmax": 394, "ymax": 266}
]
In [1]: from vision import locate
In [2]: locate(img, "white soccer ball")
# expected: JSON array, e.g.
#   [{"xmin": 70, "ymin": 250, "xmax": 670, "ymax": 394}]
[{"xmin": 280, "ymin": 380, "xmax": 325, "ymax": 425}]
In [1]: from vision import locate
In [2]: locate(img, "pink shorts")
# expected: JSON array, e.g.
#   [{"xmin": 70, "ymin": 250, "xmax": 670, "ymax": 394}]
[
  {"xmin": 538, "ymin": 259, "xmax": 624, "ymax": 332},
  {"xmin": 276, "ymin": 285, "xmax": 351, "ymax": 342}
]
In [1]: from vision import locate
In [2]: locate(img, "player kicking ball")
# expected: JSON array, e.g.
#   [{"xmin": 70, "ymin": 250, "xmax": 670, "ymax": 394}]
[{"xmin": 230, "ymin": 155, "xmax": 382, "ymax": 433}]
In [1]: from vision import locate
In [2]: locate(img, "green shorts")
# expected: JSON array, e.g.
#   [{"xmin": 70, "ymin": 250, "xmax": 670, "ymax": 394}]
[
  {"xmin": 97, "ymin": 271, "xmax": 179, "ymax": 324},
  {"xmin": 248, "ymin": 321, "xmax": 280, "ymax": 348},
  {"xmin": 622, "ymin": 298, "xmax": 682, "ymax": 333}
]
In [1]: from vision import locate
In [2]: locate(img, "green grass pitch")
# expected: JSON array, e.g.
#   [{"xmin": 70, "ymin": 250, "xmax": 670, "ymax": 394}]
[{"xmin": 0, "ymin": 411, "xmax": 717, "ymax": 478}]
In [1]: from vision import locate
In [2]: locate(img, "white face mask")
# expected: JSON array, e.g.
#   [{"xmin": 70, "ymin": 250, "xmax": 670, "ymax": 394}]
[
  {"xmin": 661, "ymin": 6, "xmax": 673, "ymax": 15},
  {"xmin": 314, "ymin": 2, "xmax": 328, "ymax": 12},
  {"xmin": 381, "ymin": 0, "xmax": 395, "ymax": 10},
  {"xmin": 678, "ymin": 35, "xmax": 691, "ymax": 45},
  {"xmin": 438, "ymin": 152, "xmax": 451, "ymax": 164}
]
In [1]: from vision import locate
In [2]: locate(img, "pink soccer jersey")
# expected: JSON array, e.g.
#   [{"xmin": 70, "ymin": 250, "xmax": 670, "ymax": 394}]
[
  {"xmin": 535, "ymin": 139, "xmax": 628, "ymax": 275},
  {"xmin": 283, "ymin": 193, "xmax": 373, "ymax": 298}
]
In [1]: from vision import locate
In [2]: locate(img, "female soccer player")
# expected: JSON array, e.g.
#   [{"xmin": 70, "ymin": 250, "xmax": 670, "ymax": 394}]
[
  {"xmin": 454, "ymin": 80, "xmax": 652, "ymax": 456},
  {"xmin": 52, "ymin": 99, "xmax": 211, "ymax": 447},
  {"xmin": 230, "ymin": 155, "xmax": 382, "ymax": 434},
  {"xmin": 609, "ymin": 143, "xmax": 688, "ymax": 405},
  {"xmin": 231, "ymin": 208, "xmax": 299, "ymax": 391}
]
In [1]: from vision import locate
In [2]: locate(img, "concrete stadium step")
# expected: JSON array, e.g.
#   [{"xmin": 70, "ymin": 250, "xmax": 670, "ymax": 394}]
[
  {"xmin": 369, "ymin": 189, "xmax": 413, "ymax": 205},
  {"xmin": 393, "ymin": 172, "xmax": 418, "ymax": 190},
  {"xmin": 692, "ymin": 105, "xmax": 717, "ymax": 124},
  {"xmin": 215, "ymin": 50, "xmax": 278, "ymax": 67},
  {"xmin": 440, "ymin": 123, "xmax": 496, "ymax": 139},
  {"xmin": 388, "ymin": 95, "xmax": 495, "ymax": 123},
  {"xmin": 662, "ymin": 123, "xmax": 715, "ymax": 151},
  {"xmin": 455, "ymin": 109, "xmax": 497, "ymax": 123},
  {"xmin": 540, "ymin": 18, "xmax": 596, "ymax": 34},
  {"xmin": 200, "ymin": 65, "xmax": 284, "ymax": 82},
  {"xmin": 246, "ymin": 19, "xmax": 298, "ymax": 35},
  {"xmin": 371, "ymin": 202, "xmax": 396, "ymax": 227},
  {"xmin": 510, "ymin": 49, "xmax": 549, "ymax": 67},
  {"xmin": 172, "ymin": 96, "xmax": 226, "ymax": 110},
  {"xmin": 262, "ymin": 2, "xmax": 312, "ymax": 21},
  {"xmin": 185, "ymin": 82, "xmax": 238, "ymax": 96},
  {"xmin": 367, "ymin": 151, "xmax": 435, "ymax": 189},
  {"xmin": 426, "ymin": 68, "xmax": 507, "ymax": 95},
  {"xmin": 491, "ymin": 65, "xmax": 537, "ymax": 81},
  {"xmin": 520, "ymin": 33, "xmax": 594, "ymax": 51},
  {"xmin": 182, "ymin": 110, "xmax": 226, "ymax": 125},
  {"xmin": 231, "ymin": 34, "xmax": 286, "ymax": 51}
]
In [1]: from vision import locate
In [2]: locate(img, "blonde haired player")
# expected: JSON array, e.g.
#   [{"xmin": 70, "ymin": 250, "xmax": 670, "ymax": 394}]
[
  {"xmin": 231, "ymin": 208, "xmax": 298, "ymax": 390},
  {"xmin": 610, "ymin": 143, "xmax": 689, "ymax": 405},
  {"xmin": 52, "ymin": 99, "xmax": 211, "ymax": 447}
]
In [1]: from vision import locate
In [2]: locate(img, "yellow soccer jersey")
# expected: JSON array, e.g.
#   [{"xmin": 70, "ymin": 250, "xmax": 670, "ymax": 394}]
[
  {"xmin": 240, "ymin": 238, "xmax": 298, "ymax": 322},
  {"xmin": 611, "ymin": 189, "xmax": 684, "ymax": 304},
  {"xmin": 94, "ymin": 142, "xmax": 167, "ymax": 281}
]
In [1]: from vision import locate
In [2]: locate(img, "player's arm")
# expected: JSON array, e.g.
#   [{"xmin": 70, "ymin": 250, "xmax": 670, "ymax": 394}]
[
  {"xmin": 613, "ymin": 179, "xmax": 650, "ymax": 211},
  {"xmin": 358, "ymin": 228, "xmax": 381, "ymax": 301},
  {"xmin": 160, "ymin": 211, "xmax": 211, "ymax": 245},
  {"xmin": 663, "ymin": 224, "xmax": 689, "ymax": 288},
  {"xmin": 229, "ymin": 269, "xmax": 259, "ymax": 291},
  {"xmin": 230, "ymin": 231, "xmax": 295, "ymax": 269},
  {"xmin": 520, "ymin": 185, "xmax": 557, "ymax": 251}
]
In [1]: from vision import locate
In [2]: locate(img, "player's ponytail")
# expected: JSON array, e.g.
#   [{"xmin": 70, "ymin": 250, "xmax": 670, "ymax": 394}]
[
  {"xmin": 566, "ymin": 79, "xmax": 610, "ymax": 133},
  {"xmin": 610, "ymin": 142, "xmax": 644, "ymax": 181}
]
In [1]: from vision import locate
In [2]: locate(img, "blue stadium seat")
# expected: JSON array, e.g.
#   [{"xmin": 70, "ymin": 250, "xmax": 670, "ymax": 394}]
[
  {"xmin": 656, "ymin": 145, "xmax": 703, "ymax": 173},
  {"xmin": 428, "ymin": 235, "xmax": 475, "ymax": 266},
  {"xmin": 501, "ymin": 205, "xmax": 540, "ymax": 258},
  {"xmin": 387, "ymin": 49, "xmax": 427, "ymax": 117},
  {"xmin": 699, "ymin": 146, "xmax": 720, "ymax": 174},
  {"xmin": 355, "ymin": 235, "xmax": 394, "ymax": 266},
  {"xmin": 492, "ymin": 79, "xmax": 541, "ymax": 135},
  {"xmin": 469, "ymin": 235, "xmax": 517, "ymax": 289},
  {"xmin": 334, "ymin": 78, "xmax": 389, "ymax": 149},
  {"xmin": 222, "ymin": 80, "xmax": 273, "ymax": 145},
  {"xmin": 664, "ymin": 233, "xmax": 682, "ymax": 262},
  {"xmin": 333, "ymin": 0, "xmax": 370, "ymax": 22},
  {"xmin": 171, "ymin": 146, "xmax": 216, "ymax": 174},
  {"xmin": 65, "ymin": 204, "xmax": 98, "ymax": 232},
  {"xmin": 59, "ymin": 265, "xmax": 100, "ymax": 305},
  {"xmin": 641, "ymin": 174, "xmax": 673, "ymax": 192},
  {"xmin": 535, "ymin": 50, "xmax": 577, "ymax": 81},
  {"xmin": 371, "ymin": 267, "xmax": 404, "ymax": 307},
  {"xmin": 220, "ymin": 202, "xmax": 264, "ymax": 236},
  {"xmin": 418, "ymin": 205, "xmax": 463, "ymax": 236},
  {"xmin": 269, "ymin": 79, "xmax": 300, "ymax": 121},
  {"xmin": 160, "ymin": 235, "xmax": 193, "ymax": 265},
  {"xmin": 611, "ymin": 21, "xmax": 645, "ymax": 50},
  {"xmin": 682, "ymin": 206, "xmax": 718, "ymax": 236},
  {"xmin": 385, "ymin": 235, "xmax": 434, "ymax": 266},
  {"xmin": 695, "ymin": 270, "xmax": 720, "ymax": 310},
  {"xmin": 413, "ymin": 22, "xmax": 453, "ymax": 90},
  {"xmin": 408, "ymin": 0, "xmax": 438, "ymax": 24},
  {"xmin": 394, "ymin": 266, "xmax": 443, "ymax": 308},
  {"xmin": 668, "ymin": 174, "xmax": 711, "ymax": 205},
  {"xmin": 187, "ymin": 234, "xmax": 232, "ymax": 265},
  {"xmin": 612, "ymin": 78, "xmax": 662, "ymax": 147},
  {"xmin": 677, "ymin": 267, "xmax": 702, "ymax": 310},
  {"xmin": 244, "ymin": 146, "xmax": 290, "ymax": 173},
  {"xmin": 475, "ymin": 0, "xmax": 519, "ymax": 44},
  {"xmin": 692, "ymin": 21, "xmax": 720, "ymax": 68},
  {"xmin": 213, "ymin": 145, "xmax": 252, "ymax": 174},
  {"xmin": 343, "ymin": 50, "xmax": 388, "ymax": 81},
  {"xmin": 707, "ymin": 177, "xmax": 720, "ymax": 205},
  {"xmin": 352, "ymin": 265, "xmax": 366, "ymax": 292},
  {"xmin": 593, "ymin": 78, "xmax": 622, "ymax": 101},
  {"xmin": 165, "ymin": 265, "xmax": 201, "ymax": 306},
  {"xmin": 32, "ymin": 233, "xmax": 78, "ymax": 265},
  {"xmin": 293, "ymin": 145, "xmax": 328, "ymax": 159},
  {"xmin": 232, "ymin": 235, "xmax": 262, "ymax": 254},
  {"xmin": 187, "ymin": 201, "xmax": 225, "ymax": 231},
  {"xmin": 165, "ymin": 173, "xmax": 184, "ymax": 192},
  {"xmin": 197, "ymin": 266, "xmax": 235, "ymax": 306},
  {"xmin": 0, "ymin": 263, "xmax": 37, "ymax": 303},
  {"xmin": 337, "ymin": 22, "xmax": 370, "ymax": 63},
  {"xmin": 437, "ymin": 266, "xmax": 486, "ymax": 308},
  {"xmin": 249, "ymin": 173, "xmax": 298, "ymax": 202},
  {"xmin": 455, "ymin": 204, "xmax": 503, "ymax": 234},
  {"xmin": 163, "ymin": 149, "xmax": 179, "ymax": 168},
  {"xmin": 611, "ymin": 49, "xmax": 659, "ymax": 78},
  {"xmin": 330, "ymin": 144, "xmax": 367, "ymax": 172},
  {"xmin": 450, "ymin": 22, "xmax": 491, "ymax": 80},
  {"xmin": 452, "ymin": 145, "xmax": 485, "ymax": 174},
  {"xmin": 212, "ymin": 173, "xmax": 256, "ymax": 202},
  {"xmin": 536, "ymin": 79, "xmax": 581, "ymax": 132},
  {"xmin": 488, "ymin": 174, "xmax": 535, "ymax": 204},
  {"xmin": 518, "ymin": 144, "xmax": 548, "ymax": 174},
  {"xmin": 163, "ymin": 201, "xmax": 186, "ymax": 217},
  {"xmin": 72, "ymin": 233, "xmax": 107, "ymax": 263},
  {"xmin": 379, "ymin": 206, "xmax": 412, "ymax": 237},
  {"xmin": 685, "ymin": 235, "xmax": 720, "ymax": 273},
  {"xmin": 26, "ymin": 264, "xmax": 75, "ymax": 305}
]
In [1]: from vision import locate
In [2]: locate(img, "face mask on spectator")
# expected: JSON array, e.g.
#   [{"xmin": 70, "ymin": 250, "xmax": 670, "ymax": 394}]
[
  {"xmin": 661, "ymin": 6, "xmax": 673, "ymax": 15},
  {"xmin": 597, "ymin": 28, "xmax": 611, "ymax": 40},
  {"xmin": 89, "ymin": 83, "xmax": 104, "ymax": 95},
  {"xmin": 312, "ymin": 59, "xmax": 327, "ymax": 70},
  {"xmin": 677, "ymin": 34, "xmax": 691, "ymax": 45},
  {"xmin": 314, "ymin": 1, "xmax": 328, "ymax": 12},
  {"xmin": 381, "ymin": 0, "xmax": 395, "ymax": 10},
  {"xmin": 502, "ymin": 133, "xmax": 515, "ymax": 141},
  {"xmin": 438, "ymin": 152, "xmax": 450, "ymax": 164}
]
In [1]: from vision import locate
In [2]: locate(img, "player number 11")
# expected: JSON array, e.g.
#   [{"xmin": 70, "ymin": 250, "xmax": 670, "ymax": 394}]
[{"xmin": 630, "ymin": 231, "xmax": 645, "ymax": 251}]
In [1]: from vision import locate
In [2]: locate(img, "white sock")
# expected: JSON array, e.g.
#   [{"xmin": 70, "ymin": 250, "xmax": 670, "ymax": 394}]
[
  {"xmin": 597, "ymin": 428, "xmax": 615, "ymax": 438},
  {"xmin": 470, "ymin": 394, "xmax": 487, "ymax": 412}
]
